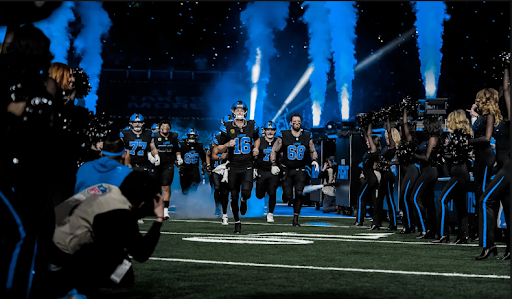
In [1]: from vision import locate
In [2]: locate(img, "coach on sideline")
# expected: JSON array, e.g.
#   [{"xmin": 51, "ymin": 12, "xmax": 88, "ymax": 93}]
[{"xmin": 46, "ymin": 171, "xmax": 164, "ymax": 298}]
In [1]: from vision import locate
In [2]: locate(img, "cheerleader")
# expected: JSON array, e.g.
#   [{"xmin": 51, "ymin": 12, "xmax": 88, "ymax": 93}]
[
  {"xmin": 476, "ymin": 68, "xmax": 510, "ymax": 260},
  {"xmin": 372, "ymin": 117, "xmax": 400, "ymax": 231},
  {"xmin": 434, "ymin": 110, "xmax": 473, "ymax": 244},
  {"xmin": 410, "ymin": 117, "xmax": 444, "ymax": 239},
  {"xmin": 469, "ymin": 88, "xmax": 503, "ymax": 241},
  {"xmin": 396, "ymin": 107, "xmax": 421, "ymax": 234},
  {"xmin": 354, "ymin": 120, "xmax": 381, "ymax": 226}
]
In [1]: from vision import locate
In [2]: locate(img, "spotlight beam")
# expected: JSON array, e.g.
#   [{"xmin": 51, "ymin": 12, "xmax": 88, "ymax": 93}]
[
  {"xmin": 272, "ymin": 65, "xmax": 315, "ymax": 122},
  {"xmin": 272, "ymin": 27, "xmax": 416, "ymax": 123}
]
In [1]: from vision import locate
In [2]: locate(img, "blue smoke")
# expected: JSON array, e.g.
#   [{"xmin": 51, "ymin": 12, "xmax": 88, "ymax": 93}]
[
  {"xmin": 325, "ymin": 2, "xmax": 358, "ymax": 120},
  {"xmin": 240, "ymin": 1, "xmax": 290, "ymax": 125},
  {"xmin": 0, "ymin": 26, "xmax": 6, "ymax": 43},
  {"xmin": 412, "ymin": 1, "xmax": 450, "ymax": 98},
  {"xmin": 302, "ymin": 1, "xmax": 332, "ymax": 127},
  {"xmin": 73, "ymin": 1, "xmax": 112, "ymax": 113},
  {"xmin": 33, "ymin": 1, "xmax": 76, "ymax": 64}
]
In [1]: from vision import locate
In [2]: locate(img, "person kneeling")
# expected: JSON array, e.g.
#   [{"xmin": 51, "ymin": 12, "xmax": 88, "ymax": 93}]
[{"xmin": 47, "ymin": 171, "xmax": 164, "ymax": 298}]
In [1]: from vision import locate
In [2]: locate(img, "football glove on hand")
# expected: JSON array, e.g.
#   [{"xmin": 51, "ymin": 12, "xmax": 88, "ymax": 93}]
[
  {"xmin": 311, "ymin": 161, "xmax": 320, "ymax": 172},
  {"xmin": 148, "ymin": 152, "xmax": 156, "ymax": 164},
  {"xmin": 271, "ymin": 166, "xmax": 280, "ymax": 176},
  {"xmin": 154, "ymin": 154, "xmax": 161, "ymax": 166},
  {"xmin": 176, "ymin": 155, "xmax": 184, "ymax": 166}
]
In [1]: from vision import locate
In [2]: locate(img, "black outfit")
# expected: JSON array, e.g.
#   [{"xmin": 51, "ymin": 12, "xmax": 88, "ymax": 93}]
[
  {"xmin": 217, "ymin": 120, "xmax": 260, "ymax": 222},
  {"xmin": 0, "ymin": 69, "xmax": 67, "ymax": 299},
  {"xmin": 120, "ymin": 128, "xmax": 153, "ymax": 171},
  {"xmin": 356, "ymin": 151, "xmax": 379, "ymax": 224},
  {"xmin": 436, "ymin": 130, "xmax": 472, "ymax": 239},
  {"xmin": 255, "ymin": 137, "xmax": 280, "ymax": 214},
  {"xmin": 480, "ymin": 120, "xmax": 510, "ymax": 249},
  {"xmin": 178, "ymin": 142, "xmax": 206, "ymax": 195},
  {"xmin": 278, "ymin": 129, "xmax": 313, "ymax": 216},
  {"xmin": 471, "ymin": 114, "xmax": 496, "ymax": 240},
  {"xmin": 48, "ymin": 209, "xmax": 162, "ymax": 298},
  {"xmin": 152, "ymin": 132, "xmax": 179, "ymax": 186},
  {"xmin": 410, "ymin": 136, "xmax": 442, "ymax": 234},
  {"xmin": 397, "ymin": 140, "xmax": 420, "ymax": 231},
  {"xmin": 211, "ymin": 135, "xmax": 230, "ymax": 214},
  {"xmin": 373, "ymin": 147, "xmax": 398, "ymax": 227}
]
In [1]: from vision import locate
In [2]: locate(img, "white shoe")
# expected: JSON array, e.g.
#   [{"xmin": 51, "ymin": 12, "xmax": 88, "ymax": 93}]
[
  {"xmin": 138, "ymin": 219, "xmax": 144, "ymax": 224},
  {"xmin": 267, "ymin": 213, "xmax": 274, "ymax": 223},
  {"xmin": 222, "ymin": 214, "xmax": 229, "ymax": 225},
  {"xmin": 164, "ymin": 208, "xmax": 169, "ymax": 220}
]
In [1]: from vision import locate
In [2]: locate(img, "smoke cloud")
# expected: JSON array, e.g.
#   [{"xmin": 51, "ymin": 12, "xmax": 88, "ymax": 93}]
[
  {"xmin": 302, "ymin": 1, "xmax": 332, "ymax": 127},
  {"xmin": 240, "ymin": 1, "xmax": 290, "ymax": 125},
  {"xmin": 33, "ymin": 1, "xmax": 75, "ymax": 64},
  {"xmin": 73, "ymin": 1, "xmax": 112, "ymax": 113},
  {"xmin": 412, "ymin": 1, "xmax": 450, "ymax": 98},
  {"xmin": 325, "ymin": 1, "xmax": 358, "ymax": 120}
]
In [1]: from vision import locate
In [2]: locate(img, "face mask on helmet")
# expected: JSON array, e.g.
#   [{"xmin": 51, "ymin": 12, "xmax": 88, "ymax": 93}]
[
  {"xmin": 131, "ymin": 121, "xmax": 143, "ymax": 132},
  {"xmin": 265, "ymin": 129, "xmax": 276, "ymax": 139}
]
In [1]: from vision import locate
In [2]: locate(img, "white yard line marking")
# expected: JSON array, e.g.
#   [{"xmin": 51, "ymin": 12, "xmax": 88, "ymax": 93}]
[
  {"xmin": 141, "ymin": 231, "xmax": 506, "ymax": 247},
  {"xmin": 182, "ymin": 236, "xmax": 313, "ymax": 245},
  {"xmin": 148, "ymin": 257, "xmax": 510, "ymax": 279},
  {"xmin": 252, "ymin": 232, "xmax": 391, "ymax": 239}
]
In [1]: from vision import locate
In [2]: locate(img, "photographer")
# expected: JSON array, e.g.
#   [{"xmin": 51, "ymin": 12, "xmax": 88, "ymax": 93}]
[
  {"xmin": 319, "ymin": 156, "xmax": 337, "ymax": 213},
  {"xmin": 47, "ymin": 171, "xmax": 164, "ymax": 298}
]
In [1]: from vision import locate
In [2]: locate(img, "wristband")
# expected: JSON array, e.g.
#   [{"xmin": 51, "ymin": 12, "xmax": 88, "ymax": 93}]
[
  {"xmin": 271, "ymin": 162, "xmax": 277, "ymax": 167},
  {"xmin": 156, "ymin": 216, "xmax": 164, "ymax": 219}
]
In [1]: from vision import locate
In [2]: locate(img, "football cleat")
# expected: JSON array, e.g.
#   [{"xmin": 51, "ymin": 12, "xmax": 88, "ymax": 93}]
[
  {"xmin": 267, "ymin": 213, "xmax": 274, "ymax": 223},
  {"xmin": 234, "ymin": 222, "xmax": 242, "ymax": 234},
  {"xmin": 214, "ymin": 204, "xmax": 221, "ymax": 217},
  {"xmin": 163, "ymin": 208, "xmax": 170, "ymax": 220},
  {"xmin": 137, "ymin": 219, "xmax": 144, "ymax": 224},
  {"xmin": 222, "ymin": 215, "xmax": 229, "ymax": 225}
]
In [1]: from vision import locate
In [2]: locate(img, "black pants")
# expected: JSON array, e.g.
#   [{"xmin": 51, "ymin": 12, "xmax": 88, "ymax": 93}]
[
  {"xmin": 356, "ymin": 169, "xmax": 378, "ymax": 224},
  {"xmin": 411, "ymin": 166, "xmax": 439, "ymax": 233},
  {"xmin": 399, "ymin": 164, "xmax": 420, "ymax": 229},
  {"xmin": 179, "ymin": 167, "xmax": 201, "ymax": 195},
  {"xmin": 0, "ymin": 178, "xmax": 55, "ymax": 299},
  {"xmin": 212, "ymin": 172, "xmax": 230, "ymax": 214},
  {"xmin": 228, "ymin": 166, "xmax": 253, "ymax": 221},
  {"xmin": 281, "ymin": 167, "xmax": 308, "ymax": 215},
  {"xmin": 152, "ymin": 163, "xmax": 175, "ymax": 187},
  {"xmin": 472, "ymin": 146, "xmax": 495, "ymax": 237},
  {"xmin": 436, "ymin": 164, "xmax": 470, "ymax": 238},
  {"xmin": 256, "ymin": 169, "xmax": 280, "ymax": 213},
  {"xmin": 47, "ymin": 243, "xmax": 135, "ymax": 298},
  {"xmin": 479, "ymin": 160, "xmax": 510, "ymax": 248},
  {"xmin": 373, "ymin": 171, "xmax": 397, "ymax": 227}
]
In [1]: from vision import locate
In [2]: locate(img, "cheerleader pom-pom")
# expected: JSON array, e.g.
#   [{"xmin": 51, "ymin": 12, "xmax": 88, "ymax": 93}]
[
  {"xmin": 356, "ymin": 113, "xmax": 369, "ymax": 129},
  {"xmin": 396, "ymin": 141, "xmax": 417, "ymax": 165},
  {"xmin": 399, "ymin": 96, "xmax": 418, "ymax": 116},
  {"xmin": 444, "ymin": 129, "xmax": 473, "ymax": 164},
  {"xmin": 72, "ymin": 67, "xmax": 92, "ymax": 100}
]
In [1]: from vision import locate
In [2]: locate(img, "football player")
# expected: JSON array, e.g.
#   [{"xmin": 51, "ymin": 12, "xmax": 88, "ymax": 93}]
[
  {"xmin": 151, "ymin": 123, "xmax": 159, "ymax": 133},
  {"xmin": 120, "ymin": 113, "xmax": 154, "ymax": 172},
  {"xmin": 209, "ymin": 133, "xmax": 230, "ymax": 223},
  {"xmin": 255, "ymin": 121, "xmax": 281, "ymax": 223},
  {"xmin": 270, "ymin": 114, "xmax": 319, "ymax": 226},
  {"xmin": 178, "ymin": 128, "xmax": 206, "ymax": 195},
  {"xmin": 149, "ymin": 120, "xmax": 183, "ymax": 219},
  {"xmin": 213, "ymin": 101, "xmax": 260, "ymax": 233}
]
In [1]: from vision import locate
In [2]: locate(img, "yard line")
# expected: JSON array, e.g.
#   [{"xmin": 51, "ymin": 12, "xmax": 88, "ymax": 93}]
[
  {"xmin": 141, "ymin": 231, "xmax": 507, "ymax": 247},
  {"xmin": 148, "ymin": 257, "xmax": 510, "ymax": 280}
]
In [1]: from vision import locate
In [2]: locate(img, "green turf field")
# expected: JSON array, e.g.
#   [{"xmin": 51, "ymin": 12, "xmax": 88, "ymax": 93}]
[{"xmin": 99, "ymin": 216, "xmax": 510, "ymax": 299}]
